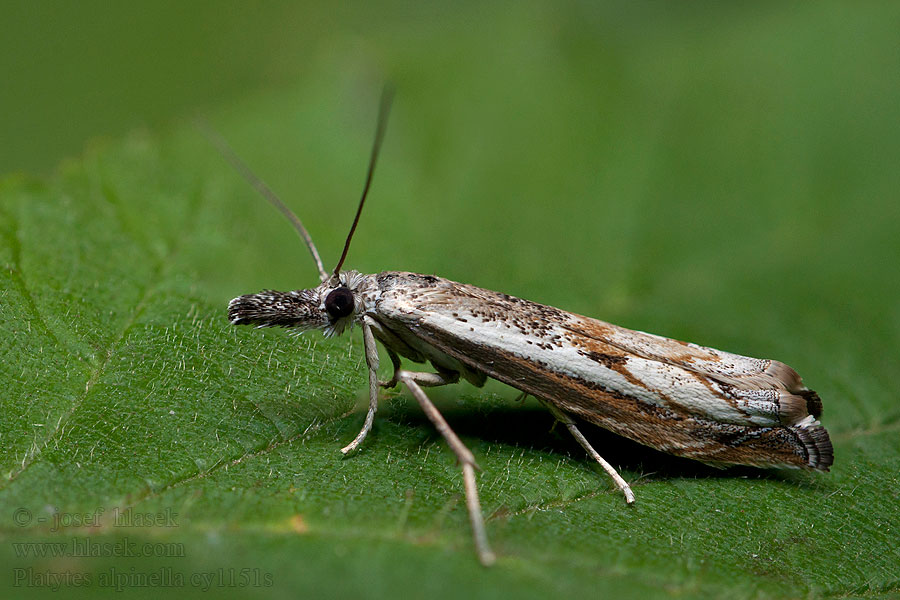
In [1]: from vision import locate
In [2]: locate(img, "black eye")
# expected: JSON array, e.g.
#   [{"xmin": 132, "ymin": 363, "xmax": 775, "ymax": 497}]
[{"xmin": 325, "ymin": 287, "xmax": 355, "ymax": 320}]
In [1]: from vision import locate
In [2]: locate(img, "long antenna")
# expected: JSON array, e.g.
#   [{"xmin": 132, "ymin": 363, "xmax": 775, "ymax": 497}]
[
  {"xmin": 196, "ymin": 117, "xmax": 329, "ymax": 282},
  {"xmin": 332, "ymin": 84, "xmax": 395, "ymax": 278}
]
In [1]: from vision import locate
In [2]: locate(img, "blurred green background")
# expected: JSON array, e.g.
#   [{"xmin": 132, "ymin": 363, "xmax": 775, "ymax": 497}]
[{"xmin": 2, "ymin": 1, "xmax": 899, "ymax": 599}]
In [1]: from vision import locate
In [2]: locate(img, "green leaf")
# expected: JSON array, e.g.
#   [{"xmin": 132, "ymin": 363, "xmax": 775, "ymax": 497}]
[{"xmin": 2, "ymin": 9, "xmax": 900, "ymax": 600}]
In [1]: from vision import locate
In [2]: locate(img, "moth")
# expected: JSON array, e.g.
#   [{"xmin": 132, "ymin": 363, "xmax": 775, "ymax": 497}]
[{"xmin": 214, "ymin": 88, "xmax": 833, "ymax": 566}]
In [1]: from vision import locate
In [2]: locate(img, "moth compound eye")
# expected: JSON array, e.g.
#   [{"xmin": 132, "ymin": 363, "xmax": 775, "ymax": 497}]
[{"xmin": 325, "ymin": 287, "xmax": 355, "ymax": 320}]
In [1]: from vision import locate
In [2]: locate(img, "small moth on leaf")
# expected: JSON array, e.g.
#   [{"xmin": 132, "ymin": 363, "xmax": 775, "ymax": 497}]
[{"xmin": 211, "ymin": 87, "xmax": 833, "ymax": 566}]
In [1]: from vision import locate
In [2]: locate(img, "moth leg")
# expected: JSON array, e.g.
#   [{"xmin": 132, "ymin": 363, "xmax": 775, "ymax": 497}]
[
  {"xmin": 364, "ymin": 318, "xmax": 424, "ymax": 389},
  {"xmin": 541, "ymin": 402, "xmax": 636, "ymax": 504},
  {"xmin": 341, "ymin": 318, "xmax": 381, "ymax": 455},
  {"xmin": 378, "ymin": 347, "xmax": 403, "ymax": 388},
  {"xmin": 380, "ymin": 353, "xmax": 461, "ymax": 390},
  {"xmin": 398, "ymin": 370, "xmax": 496, "ymax": 567},
  {"xmin": 399, "ymin": 369, "xmax": 459, "ymax": 387}
]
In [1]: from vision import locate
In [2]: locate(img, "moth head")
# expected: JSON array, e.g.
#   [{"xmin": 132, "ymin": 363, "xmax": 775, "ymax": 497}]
[
  {"xmin": 216, "ymin": 88, "xmax": 392, "ymax": 339},
  {"xmin": 228, "ymin": 271, "xmax": 368, "ymax": 337}
]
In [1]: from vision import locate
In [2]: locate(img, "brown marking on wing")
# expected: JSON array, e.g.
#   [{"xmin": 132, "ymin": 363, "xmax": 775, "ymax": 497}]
[
  {"xmin": 561, "ymin": 328, "xmax": 757, "ymax": 421},
  {"xmin": 574, "ymin": 347, "xmax": 647, "ymax": 389},
  {"xmin": 566, "ymin": 326, "xmax": 814, "ymax": 426},
  {"xmin": 564, "ymin": 316, "xmax": 717, "ymax": 365},
  {"xmin": 562, "ymin": 315, "xmax": 821, "ymax": 425}
]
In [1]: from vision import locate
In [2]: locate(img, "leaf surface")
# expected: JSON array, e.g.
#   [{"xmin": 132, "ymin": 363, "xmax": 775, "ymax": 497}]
[{"xmin": 2, "ymin": 6, "xmax": 900, "ymax": 598}]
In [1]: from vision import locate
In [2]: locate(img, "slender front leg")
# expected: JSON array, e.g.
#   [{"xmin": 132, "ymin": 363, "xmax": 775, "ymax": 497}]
[
  {"xmin": 541, "ymin": 401, "xmax": 635, "ymax": 504},
  {"xmin": 341, "ymin": 318, "xmax": 381, "ymax": 455},
  {"xmin": 378, "ymin": 347, "xmax": 403, "ymax": 389},
  {"xmin": 399, "ymin": 370, "xmax": 495, "ymax": 566}
]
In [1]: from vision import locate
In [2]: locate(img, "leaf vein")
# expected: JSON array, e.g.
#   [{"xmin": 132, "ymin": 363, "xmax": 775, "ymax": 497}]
[
  {"xmin": 0, "ymin": 174, "xmax": 205, "ymax": 488},
  {"xmin": 120, "ymin": 407, "xmax": 356, "ymax": 508}
]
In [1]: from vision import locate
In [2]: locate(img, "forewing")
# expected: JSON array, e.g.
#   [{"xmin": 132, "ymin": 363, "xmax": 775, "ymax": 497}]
[
  {"xmin": 375, "ymin": 275, "xmax": 817, "ymax": 427},
  {"xmin": 372, "ymin": 272, "xmax": 831, "ymax": 469}
]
